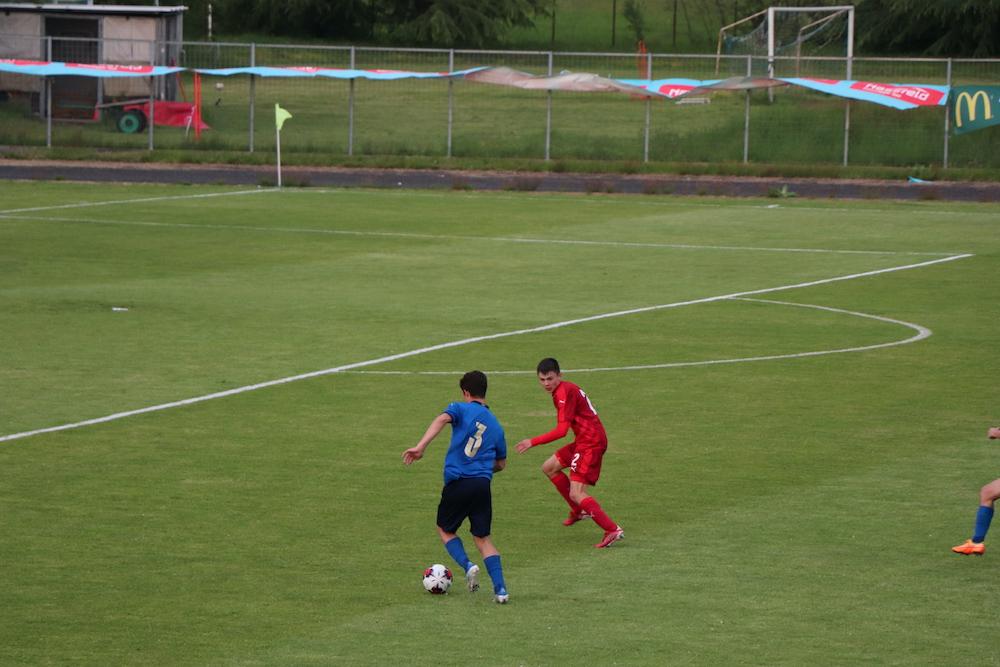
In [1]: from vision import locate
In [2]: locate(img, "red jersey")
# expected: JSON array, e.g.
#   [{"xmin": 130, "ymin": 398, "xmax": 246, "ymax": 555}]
[{"xmin": 531, "ymin": 380, "xmax": 608, "ymax": 448}]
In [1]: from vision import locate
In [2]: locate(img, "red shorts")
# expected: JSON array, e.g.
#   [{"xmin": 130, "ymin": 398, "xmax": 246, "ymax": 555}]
[{"xmin": 556, "ymin": 442, "xmax": 607, "ymax": 486}]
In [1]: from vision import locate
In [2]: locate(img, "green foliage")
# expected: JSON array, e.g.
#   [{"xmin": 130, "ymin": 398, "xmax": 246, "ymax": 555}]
[
  {"xmin": 212, "ymin": 0, "xmax": 546, "ymax": 46},
  {"xmin": 622, "ymin": 0, "xmax": 646, "ymax": 43},
  {"xmin": 100, "ymin": 0, "xmax": 1000, "ymax": 55},
  {"xmin": 378, "ymin": 0, "xmax": 545, "ymax": 47},
  {"xmin": 217, "ymin": 0, "xmax": 376, "ymax": 40},
  {"xmin": 857, "ymin": 0, "xmax": 1000, "ymax": 57}
]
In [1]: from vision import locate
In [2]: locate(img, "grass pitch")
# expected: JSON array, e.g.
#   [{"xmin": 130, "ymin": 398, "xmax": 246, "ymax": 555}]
[{"xmin": 1, "ymin": 181, "xmax": 999, "ymax": 665}]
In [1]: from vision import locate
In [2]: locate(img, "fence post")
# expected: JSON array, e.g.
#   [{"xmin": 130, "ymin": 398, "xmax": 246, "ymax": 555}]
[
  {"xmin": 545, "ymin": 51, "xmax": 553, "ymax": 161},
  {"xmin": 842, "ymin": 52, "xmax": 853, "ymax": 167},
  {"xmin": 943, "ymin": 58, "xmax": 952, "ymax": 169},
  {"xmin": 447, "ymin": 49, "xmax": 454, "ymax": 158},
  {"xmin": 97, "ymin": 40, "xmax": 105, "ymax": 114},
  {"xmin": 643, "ymin": 51, "xmax": 652, "ymax": 163},
  {"xmin": 148, "ymin": 49, "xmax": 155, "ymax": 151},
  {"xmin": 45, "ymin": 36, "xmax": 51, "ymax": 149},
  {"xmin": 249, "ymin": 43, "xmax": 256, "ymax": 153},
  {"xmin": 545, "ymin": 51, "xmax": 552, "ymax": 162},
  {"xmin": 743, "ymin": 55, "xmax": 751, "ymax": 163},
  {"xmin": 348, "ymin": 46, "xmax": 356, "ymax": 156}
]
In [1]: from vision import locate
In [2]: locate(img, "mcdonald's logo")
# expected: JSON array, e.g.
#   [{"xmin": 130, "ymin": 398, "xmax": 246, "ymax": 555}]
[
  {"xmin": 955, "ymin": 89, "xmax": 993, "ymax": 128},
  {"xmin": 951, "ymin": 86, "xmax": 1000, "ymax": 135}
]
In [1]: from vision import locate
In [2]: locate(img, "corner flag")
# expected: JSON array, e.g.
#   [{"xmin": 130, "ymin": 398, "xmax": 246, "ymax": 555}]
[
  {"xmin": 275, "ymin": 104, "xmax": 292, "ymax": 131},
  {"xmin": 274, "ymin": 104, "xmax": 292, "ymax": 188}
]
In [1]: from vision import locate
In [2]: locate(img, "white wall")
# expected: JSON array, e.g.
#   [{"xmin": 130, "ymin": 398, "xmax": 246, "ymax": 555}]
[{"xmin": 0, "ymin": 13, "xmax": 43, "ymax": 93}]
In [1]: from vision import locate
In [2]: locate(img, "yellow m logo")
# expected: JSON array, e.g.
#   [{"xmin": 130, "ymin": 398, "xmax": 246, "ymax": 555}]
[{"xmin": 955, "ymin": 90, "xmax": 993, "ymax": 128}]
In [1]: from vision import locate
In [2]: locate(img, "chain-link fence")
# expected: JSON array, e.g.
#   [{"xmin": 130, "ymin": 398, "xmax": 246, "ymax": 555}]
[{"xmin": 1, "ymin": 36, "xmax": 998, "ymax": 169}]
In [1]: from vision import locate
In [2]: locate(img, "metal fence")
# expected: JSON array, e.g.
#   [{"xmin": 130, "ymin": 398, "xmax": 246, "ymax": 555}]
[{"xmin": 1, "ymin": 35, "xmax": 999, "ymax": 169}]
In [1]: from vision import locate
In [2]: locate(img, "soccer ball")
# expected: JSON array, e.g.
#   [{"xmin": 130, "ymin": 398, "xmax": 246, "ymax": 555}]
[{"xmin": 422, "ymin": 564, "xmax": 453, "ymax": 594}]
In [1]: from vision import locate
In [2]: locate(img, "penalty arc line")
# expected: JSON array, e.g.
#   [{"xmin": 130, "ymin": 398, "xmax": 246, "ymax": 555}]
[
  {"xmin": 344, "ymin": 297, "xmax": 934, "ymax": 375},
  {"xmin": 0, "ymin": 252, "xmax": 973, "ymax": 444}
]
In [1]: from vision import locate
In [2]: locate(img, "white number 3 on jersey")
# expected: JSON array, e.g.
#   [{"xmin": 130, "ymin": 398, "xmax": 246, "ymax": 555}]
[{"xmin": 464, "ymin": 422, "xmax": 487, "ymax": 457}]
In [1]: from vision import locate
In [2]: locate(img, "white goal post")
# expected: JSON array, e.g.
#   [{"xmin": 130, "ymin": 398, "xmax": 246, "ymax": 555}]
[{"xmin": 716, "ymin": 5, "xmax": 855, "ymax": 78}]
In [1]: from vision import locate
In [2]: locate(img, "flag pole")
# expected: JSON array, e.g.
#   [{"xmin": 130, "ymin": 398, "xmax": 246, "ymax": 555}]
[
  {"xmin": 274, "ymin": 104, "xmax": 292, "ymax": 189},
  {"xmin": 276, "ymin": 115, "xmax": 282, "ymax": 188}
]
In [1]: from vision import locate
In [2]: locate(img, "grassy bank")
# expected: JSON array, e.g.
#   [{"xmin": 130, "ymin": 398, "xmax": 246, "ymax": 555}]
[{"xmin": 5, "ymin": 144, "xmax": 999, "ymax": 183}]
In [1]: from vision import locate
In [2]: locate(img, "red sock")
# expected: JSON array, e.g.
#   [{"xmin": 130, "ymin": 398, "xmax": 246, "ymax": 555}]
[
  {"xmin": 580, "ymin": 496, "xmax": 618, "ymax": 532},
  {"xmin": 548, "ymin": 472, "xmax": 581, "ymax": 513}
]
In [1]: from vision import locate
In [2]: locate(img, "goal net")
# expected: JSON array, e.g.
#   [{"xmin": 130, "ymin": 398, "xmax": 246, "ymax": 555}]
[{"xmin": 716, "ymin": 5, "xmax": 855, "ymax": 78}]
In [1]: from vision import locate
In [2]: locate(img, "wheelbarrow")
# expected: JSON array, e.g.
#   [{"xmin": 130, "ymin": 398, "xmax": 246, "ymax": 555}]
[{"xmin": 97, "ymin": 99, "xmax": 210, "ymax": 133}]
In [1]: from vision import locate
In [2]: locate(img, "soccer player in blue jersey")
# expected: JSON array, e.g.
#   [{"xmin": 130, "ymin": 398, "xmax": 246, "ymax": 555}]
[
  {"xmin": 952, "ymin": 425, "xmax": 1000, "ymax": 555},
  {"xmin": 403, "ymin": 370, "xmax": 510, "ymax": 603}
]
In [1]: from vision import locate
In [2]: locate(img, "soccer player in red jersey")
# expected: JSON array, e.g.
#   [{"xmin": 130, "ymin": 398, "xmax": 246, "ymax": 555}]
[{"xmin": 516, "ymin": 357, "xmax": 624, "ymax": 548}]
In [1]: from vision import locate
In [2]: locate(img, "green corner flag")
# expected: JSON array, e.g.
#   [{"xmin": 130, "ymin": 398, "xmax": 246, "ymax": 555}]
[{"xmin": 275, "ymin": 104, "xmax": 292, "ymax": 131}]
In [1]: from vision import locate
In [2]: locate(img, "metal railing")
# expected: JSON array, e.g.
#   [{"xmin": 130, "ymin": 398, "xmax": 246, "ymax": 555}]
[{"xmin": 1, "ymin": 35, "xmax": 998, "ymax": 169}]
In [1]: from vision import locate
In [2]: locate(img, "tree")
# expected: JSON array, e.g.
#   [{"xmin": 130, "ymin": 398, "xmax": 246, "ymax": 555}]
[
  {"xmin": 216, "ymin": 0, "xmax": 375, "ymax": 40},
  {"xmin": 213, "ymin": 0, "xmax": 545, "ymax": 47},
  {"xmin": 376, "ymin": 0, "xmax": 546, "ymax": 47},
  {"xmin": 855, "ymin": 0, "xmax": 999, "ymax": 57},
  {"xmin": 622, "ymin": 0, "xmax": 646, "ymax": 44}
]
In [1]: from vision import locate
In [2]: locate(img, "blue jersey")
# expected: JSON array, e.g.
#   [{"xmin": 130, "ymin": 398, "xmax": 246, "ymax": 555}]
[{"xmin": 442, "ymin": 401, "xmax": 507, "ymax": 484}]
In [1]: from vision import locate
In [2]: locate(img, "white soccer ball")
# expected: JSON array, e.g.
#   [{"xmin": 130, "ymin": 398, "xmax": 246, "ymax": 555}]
[{"xmin": 422, "ymin": 564, "xmax": 453, "ymax": 595}]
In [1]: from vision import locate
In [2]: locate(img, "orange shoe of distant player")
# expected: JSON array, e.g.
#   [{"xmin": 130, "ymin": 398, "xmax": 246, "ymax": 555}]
[
  {"xmin": 563, "ymin": 510, "xmax": 591, "ymax": 526},
  {"xmin": 952, "ymin": 539, "xmax": 985, "ymax": 555}
]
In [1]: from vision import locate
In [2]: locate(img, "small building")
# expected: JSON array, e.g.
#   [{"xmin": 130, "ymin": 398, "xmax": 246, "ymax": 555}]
[{"xmin": 0, "ymin": 3, "xmax": 186, "ymax": 118}]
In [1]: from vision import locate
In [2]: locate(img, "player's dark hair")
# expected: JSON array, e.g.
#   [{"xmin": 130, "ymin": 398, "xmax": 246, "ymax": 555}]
[
  {"xmin": 460, "ymin": 370, "xmax": 488, "ymax": 398},
  {"xmin": 536, "ymin": 357, "xmax": 561, "ymax": 375}
]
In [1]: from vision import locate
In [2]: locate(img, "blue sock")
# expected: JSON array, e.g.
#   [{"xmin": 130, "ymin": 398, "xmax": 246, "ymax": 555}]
[
  {"xmin": 973, "ymin": 506, "xmax": 994, "ymax": 543},
  {"xmin": 484, "ymin": 554, "xmax": 506, "ymax": 593},
  {"xmin": 444, "ymin": 537, "xmax": 473, "ymax": 573}
]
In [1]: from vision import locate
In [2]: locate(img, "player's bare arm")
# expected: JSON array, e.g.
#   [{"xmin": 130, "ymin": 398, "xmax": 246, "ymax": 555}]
[
  {"xmin": 989, "ymin": 426, "xmax": 1000, "ymax": 439},
  {"xmin": 403, "ymin": 412, "xmax": 453, "ymax": 465}
]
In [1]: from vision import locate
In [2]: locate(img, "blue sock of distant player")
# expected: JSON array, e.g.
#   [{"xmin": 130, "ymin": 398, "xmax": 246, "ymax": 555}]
[
  {"xmin": 973, "ymin": 506, "xmax": 994, "ymax": 543},
  {"xmin": 484, "ymin": 554, "xmax": 506, "ymax": 593},
  {"xmin": 444, "ymin": 537, "xmax": 474, "ymax": 573}
]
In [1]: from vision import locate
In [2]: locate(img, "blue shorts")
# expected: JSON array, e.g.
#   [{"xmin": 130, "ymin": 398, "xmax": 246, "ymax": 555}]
[{"xmin": 437, "ymin": 476, "xmax": 493, "ymax": 537}]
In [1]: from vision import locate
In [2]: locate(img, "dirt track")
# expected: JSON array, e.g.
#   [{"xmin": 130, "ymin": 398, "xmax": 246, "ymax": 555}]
[{"xmin": 2, "ymin": 159, "xmax": 999, "ymax": 202}]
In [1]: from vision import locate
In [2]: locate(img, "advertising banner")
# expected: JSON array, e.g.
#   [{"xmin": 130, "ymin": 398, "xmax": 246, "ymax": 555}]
[{"xmin": 951, "ymin": 85, "xmax": 1000, "ymax": 135}]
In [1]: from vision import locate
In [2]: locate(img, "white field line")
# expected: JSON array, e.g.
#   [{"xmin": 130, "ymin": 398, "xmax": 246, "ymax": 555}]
[
  {"xmin": 0, "ymin": 188, "xmax": 269, "ymax": 215},
  {"xmin": 0, "ymin": 213, "xmax": 957, "ymax": 257},
  {"xmin": 291, "ymin": 187, "xmax": 1000, "ymax": 218},
  {"xmin": 0, "ymin": 253, "xmax": 971, "ymax": 444},
  {"xmin": 348, "ymin": 298, "xmax": 932, "ymax": 375},
  {"xmin": 2, "ymin": 182, "xmax": 996, "ymax": 221}
]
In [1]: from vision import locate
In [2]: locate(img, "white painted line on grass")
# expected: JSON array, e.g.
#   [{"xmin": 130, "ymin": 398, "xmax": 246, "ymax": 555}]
[
  {"xmin": 0, "ymin": 252, "xmax": 971, "ymax": 444},
  {"xmin": 0, "ymin": 213, "xmax": 959, "ymax": 257},
  {"xmin": 342, "ymin": 298, "xmax": 932, "ymax": 375},
  {"xmin": 4, "ymin": 182, "xmax": 997, "ymax": 223},
  {"xmin": 292, "ymin": 187, "xmax": 1000, "ymax": 218},
  {"xmin": 0, "ymin": 188, "xmax": 269, "ymax": 215}
]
